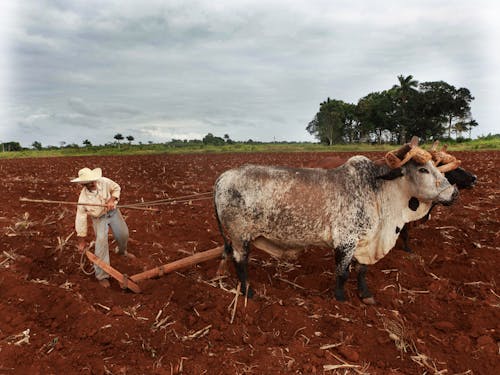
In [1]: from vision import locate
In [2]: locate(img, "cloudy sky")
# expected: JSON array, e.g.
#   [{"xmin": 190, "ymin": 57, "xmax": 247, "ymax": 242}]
[{"xmin": 0, "ymin": 0, "xmax": 498, "ymax": 147}]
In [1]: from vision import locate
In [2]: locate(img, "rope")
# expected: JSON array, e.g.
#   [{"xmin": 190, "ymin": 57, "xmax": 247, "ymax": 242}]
[
  {"xmin": 119, "ymin": 191, "xmax": 213, "ymax": 208},
  {"xmin": 20, "ymin": 191, "xmax": 214, "ymax": 211},
  {"xmin": 79, "ymin": 241, "xmax": 95, "ymax": 276}
]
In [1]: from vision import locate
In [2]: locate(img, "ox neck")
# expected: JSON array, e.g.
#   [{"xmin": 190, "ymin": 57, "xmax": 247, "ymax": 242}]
[
  {"xmin": 380, "ymin": 176, "xmax": 434, "ymax": 224},
  {"xmin": 354, "ymin": 178, "xmax": 434, "ymax": 265}
]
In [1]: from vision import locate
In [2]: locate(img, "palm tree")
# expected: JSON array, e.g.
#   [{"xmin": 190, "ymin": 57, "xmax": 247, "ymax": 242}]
[{"xmin": 393, "ymin": 75, "xmax": 419, "ymax": 143}]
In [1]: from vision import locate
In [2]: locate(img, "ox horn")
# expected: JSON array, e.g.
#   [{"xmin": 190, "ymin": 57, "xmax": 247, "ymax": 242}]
[
  {"xmin": 438, "ymin": 159, "xmax": 461, "ymax": 173},
  {"xmin": 409, "ymin": 135, "xmax": 419, "ymax": 148},
  {"xmin": 429, "ymin": 141, "xmax": 460, "ymax": 172},
  {"xmin": 384, "ymin": 136, "xmax": 417, "ymax": 169},
  {"xmin": 430, "ymin": 140, "xmax": 439, "ymax": 152},
  {"xmin": 430, "ymin": 141, "xmax": 441, "ymax": 165},
  {"xmin": 384, "ymin": 136, "xmax": 432, "ymax": 168}
]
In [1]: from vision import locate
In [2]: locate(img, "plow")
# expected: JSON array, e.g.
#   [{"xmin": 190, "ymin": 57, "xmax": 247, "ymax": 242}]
[
  {"xmin": 20, "ymin": 193, "xmax": 223, "ymax": 293},
  {"xmin": 85, "ymin": 246, "xmax": 223, "ymax": 293}
]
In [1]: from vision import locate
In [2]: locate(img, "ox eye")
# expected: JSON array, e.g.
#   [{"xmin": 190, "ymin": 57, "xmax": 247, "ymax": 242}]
[{"xmin": 418, "ymin": 167, "xmax": 429, "ymax": 174}]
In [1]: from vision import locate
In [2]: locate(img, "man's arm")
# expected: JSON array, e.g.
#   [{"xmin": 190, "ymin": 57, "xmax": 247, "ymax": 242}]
[
  {"xmin": 75, "ymin": 197, "xmax": 88, "ymax": 252},
  {"xmin": 105, "ymin": 177, "xmax": 121, "ymax": 210}
]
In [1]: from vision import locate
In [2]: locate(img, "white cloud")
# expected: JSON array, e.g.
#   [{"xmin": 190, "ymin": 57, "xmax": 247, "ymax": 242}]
[{"xmin": 2, "ymin": 0, "xmax": 498, "ymax": 147}]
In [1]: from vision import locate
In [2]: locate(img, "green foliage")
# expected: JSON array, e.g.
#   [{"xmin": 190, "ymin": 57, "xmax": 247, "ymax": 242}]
[
  {"xmin": 202, "ymin": 133, "xmax": 225, "ymax": 146},
  {"xmin": 1, "ymin": 142, "xmax": 23, "ymax": 151},
  {"xmin": 2, "ymin": 136, "xmax": 497, "ymax": 160},
  {"xmin": 307, "ymin": 75, "xmax": 477, "ymax": 145},
  {"xmin": 477, "ymin": 133, "xmax": 500, "ymax": 140},
  {"xmin": 306, "ymin": 98, "xmax": 358, "ymax": 145},
  {"xmin": 31, "ymin": 141, "xmax": 42, "ymax": 150}
]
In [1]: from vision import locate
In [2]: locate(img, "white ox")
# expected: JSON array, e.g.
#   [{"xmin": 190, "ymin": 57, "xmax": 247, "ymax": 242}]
[{"xmin": 213, "ymin": 140, "xmax": 459, "ymax": 304}]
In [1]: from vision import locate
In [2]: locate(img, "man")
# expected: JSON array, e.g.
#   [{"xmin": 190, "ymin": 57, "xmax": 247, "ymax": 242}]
[{"xmin": 71, "ymin": 167, "xmax": 132, "ymax": 288}]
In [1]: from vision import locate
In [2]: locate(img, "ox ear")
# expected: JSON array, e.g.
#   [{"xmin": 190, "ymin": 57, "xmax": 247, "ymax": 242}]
[{"xmin": 377, "ymin": 168, "xmax": 404, "ymax": 180}]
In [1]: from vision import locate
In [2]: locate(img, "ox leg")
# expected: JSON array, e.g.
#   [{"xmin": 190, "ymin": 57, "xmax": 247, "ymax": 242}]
[
  {"xmin": 400, "ymin": 225, "xmax": 413, "ymax": 253},
  {"xmin": 216, "ymin": 242, "xmax": 232, "ymax": 277},
  {"xmin": 333, "ymin": 245, "xmax": 353, "ymax": 301},
  {"xmin": 232, "ymin": 240, "xmax": 254, "ymax": 298},
  {"xmin": 354, "ymin": 261, "xmax": 376, "ymax": 304}
]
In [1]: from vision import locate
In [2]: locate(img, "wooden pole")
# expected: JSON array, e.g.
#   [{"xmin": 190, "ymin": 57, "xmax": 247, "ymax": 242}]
[
  {"xmin": 85, "ymin": 250, "xmax": 141, "ymax": 293},
  {"xmin": 130, "ymin": 246, "xmax": 223, "ymax": 283},
  {"xmin": 19, "ymin": 197, "xmax": 159, "ymax": 212}
]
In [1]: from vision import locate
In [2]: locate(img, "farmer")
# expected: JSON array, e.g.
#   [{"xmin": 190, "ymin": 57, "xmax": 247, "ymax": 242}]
[{"xmin": 71, "ymin": 167, "xmax": 133, "ymax": 288}]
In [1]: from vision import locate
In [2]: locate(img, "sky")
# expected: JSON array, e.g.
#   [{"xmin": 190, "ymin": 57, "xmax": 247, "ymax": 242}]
[{"xmin": 0, "ymin": 0, "xmax": 498, "ymax": 147}]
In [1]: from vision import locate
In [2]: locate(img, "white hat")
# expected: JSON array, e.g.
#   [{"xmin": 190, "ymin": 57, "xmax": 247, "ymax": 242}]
[{"xmin": 71, "ymin": 167, "xmax": 102, "ymax": 183}]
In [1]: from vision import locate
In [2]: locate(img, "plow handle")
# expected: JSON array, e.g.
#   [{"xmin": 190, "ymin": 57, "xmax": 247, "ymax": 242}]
[{"xmin": 85, "ymin": 250, "xmax": 141, "ymax": 293}]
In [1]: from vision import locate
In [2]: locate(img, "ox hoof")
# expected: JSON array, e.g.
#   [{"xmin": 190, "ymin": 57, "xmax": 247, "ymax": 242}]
[
  {"xmin": 361, "ymin": 296, "xmax": 376, "ymax": 305},
  {"xmin": 334, "ymin": 292, "xmax": 346, "ymax": 302}
]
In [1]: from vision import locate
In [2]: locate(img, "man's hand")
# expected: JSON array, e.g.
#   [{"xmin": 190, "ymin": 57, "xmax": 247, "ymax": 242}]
[
  {"xmin": 106, "ymin": 197, "xmax": 117, "ymax": 211},
  {"xmin": 78, "ymin": 238, "xmax": 86, "ymax": 253}
]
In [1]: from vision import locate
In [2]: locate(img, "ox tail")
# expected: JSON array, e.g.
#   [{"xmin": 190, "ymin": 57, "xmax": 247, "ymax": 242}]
[{"xmin": 213, "ymin": 192, "xmax": 233, "ymax": 259}]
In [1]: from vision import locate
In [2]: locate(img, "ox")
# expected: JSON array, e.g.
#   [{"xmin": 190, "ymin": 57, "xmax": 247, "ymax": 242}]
[
  {"xmin": 303, "ymin": 151, "xmax": 476, "ymax": 253},
  {"xmin": 214, "ymin": 138, "xmax": 459, "ymax": 303}
]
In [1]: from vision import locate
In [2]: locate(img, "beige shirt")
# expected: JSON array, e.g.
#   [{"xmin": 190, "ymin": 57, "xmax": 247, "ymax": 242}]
[{"xmin": 75, "ymin": 177, "xmax": 121, "ymax": 237}]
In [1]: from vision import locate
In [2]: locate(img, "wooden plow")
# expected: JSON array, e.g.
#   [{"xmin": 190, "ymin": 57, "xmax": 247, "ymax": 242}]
[
  {"xmin": 19, "ymin": 193, "xmax": 220, "ymax": 292},
  {"xmin": 85, "ymin": 246, "xmax": 224, "ymax": 293}
]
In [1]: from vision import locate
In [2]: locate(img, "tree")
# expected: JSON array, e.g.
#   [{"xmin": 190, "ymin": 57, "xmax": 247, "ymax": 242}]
[
  {"xmin": 83, "ymin": 139, "xmax": 92, "ymax": 147},
  {"xmin": 309, "ymin": 75, "xmax": 477, "ymax": 143},
  {"xmin": 454, "ymin": 118, "xmax": 477, "ymax": 139},
  {"xmin": 32, "ymin": 141, "xmax": 42, "ymax": 150},
  {"xmin": 419, "ymin": 81, "xmax": 475, "ymax": 139},
  {"xmin": 306, "ymin": 98, "xmax": 356, "ymax": 145},
  {"xmin": 356, "ymin": 91, "xmax": 396, "ymax": 143},
  {"xmin": 126, "ymin": 135, "xmax": 134, "ymax": 144},
  {"xmin": 202, "ymin": 133, "xmax": 225, "ymax": 146},
  {"xmin": 114, "ymin": 133, "xmax": 124, "ymax": 148},
  {"xmin": 392, "ymin": 74, "xmax": 419, "ymax": 143},
  {"xmin": 449, "ymin": 87, "xmax": 475, "ymax": 138},
  {"xmin": 223, "ymin": 134, "xmax": 234, "ymax": 144},
  {"xmin": 2, "ymin": 141, "xmax": 22, "ymax": 151}
]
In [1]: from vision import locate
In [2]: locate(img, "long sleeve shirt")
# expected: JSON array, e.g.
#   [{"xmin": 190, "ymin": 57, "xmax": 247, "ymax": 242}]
[{"xmin": 75, "ymin": 177, "xmax": 121, "ymax": 237}]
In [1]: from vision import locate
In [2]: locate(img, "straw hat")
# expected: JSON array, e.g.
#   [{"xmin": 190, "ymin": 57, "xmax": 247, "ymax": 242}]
[{"xmin": 71, "ymin": 167, "xmax": 102, "ymax": 183}]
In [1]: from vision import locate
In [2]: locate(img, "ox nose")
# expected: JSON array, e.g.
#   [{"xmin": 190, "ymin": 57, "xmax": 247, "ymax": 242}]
[{"xmin": 442, "ymin": 186, "xmax": 459, "ymax": 206}]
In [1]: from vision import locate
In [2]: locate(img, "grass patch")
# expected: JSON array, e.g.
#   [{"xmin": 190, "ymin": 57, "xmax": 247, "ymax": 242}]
[{"xmin": 1, "ymin": 137, "xmax": 498, "ymax": 159}]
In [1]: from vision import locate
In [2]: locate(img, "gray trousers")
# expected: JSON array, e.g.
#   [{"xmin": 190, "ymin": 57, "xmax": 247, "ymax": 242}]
[{"xmin": 91, "ymin": 209, "xmax": 129, "ymax": 280}]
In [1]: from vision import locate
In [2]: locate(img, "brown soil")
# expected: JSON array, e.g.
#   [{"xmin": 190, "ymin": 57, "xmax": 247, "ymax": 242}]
[{"xmin": 0, "ymin": 151, "xmax": 498, "ymax": 374}]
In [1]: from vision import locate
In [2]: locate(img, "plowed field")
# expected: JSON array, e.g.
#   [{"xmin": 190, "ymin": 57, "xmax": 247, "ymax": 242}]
[{"xmin": 0, "ymin": 151, "xmax": 498, "ymax": 374}]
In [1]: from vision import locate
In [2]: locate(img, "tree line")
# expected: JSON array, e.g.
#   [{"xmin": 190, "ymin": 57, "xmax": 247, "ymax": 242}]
[{"xmin": 306, "ymin": 75, "xmax": 477, "ymax": 145}]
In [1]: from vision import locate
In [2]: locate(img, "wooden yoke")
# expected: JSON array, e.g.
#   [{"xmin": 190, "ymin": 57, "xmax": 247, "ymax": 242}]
[{"xmin": 130, "ymin": 246, "xmax": 223, "ymax": 283}]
